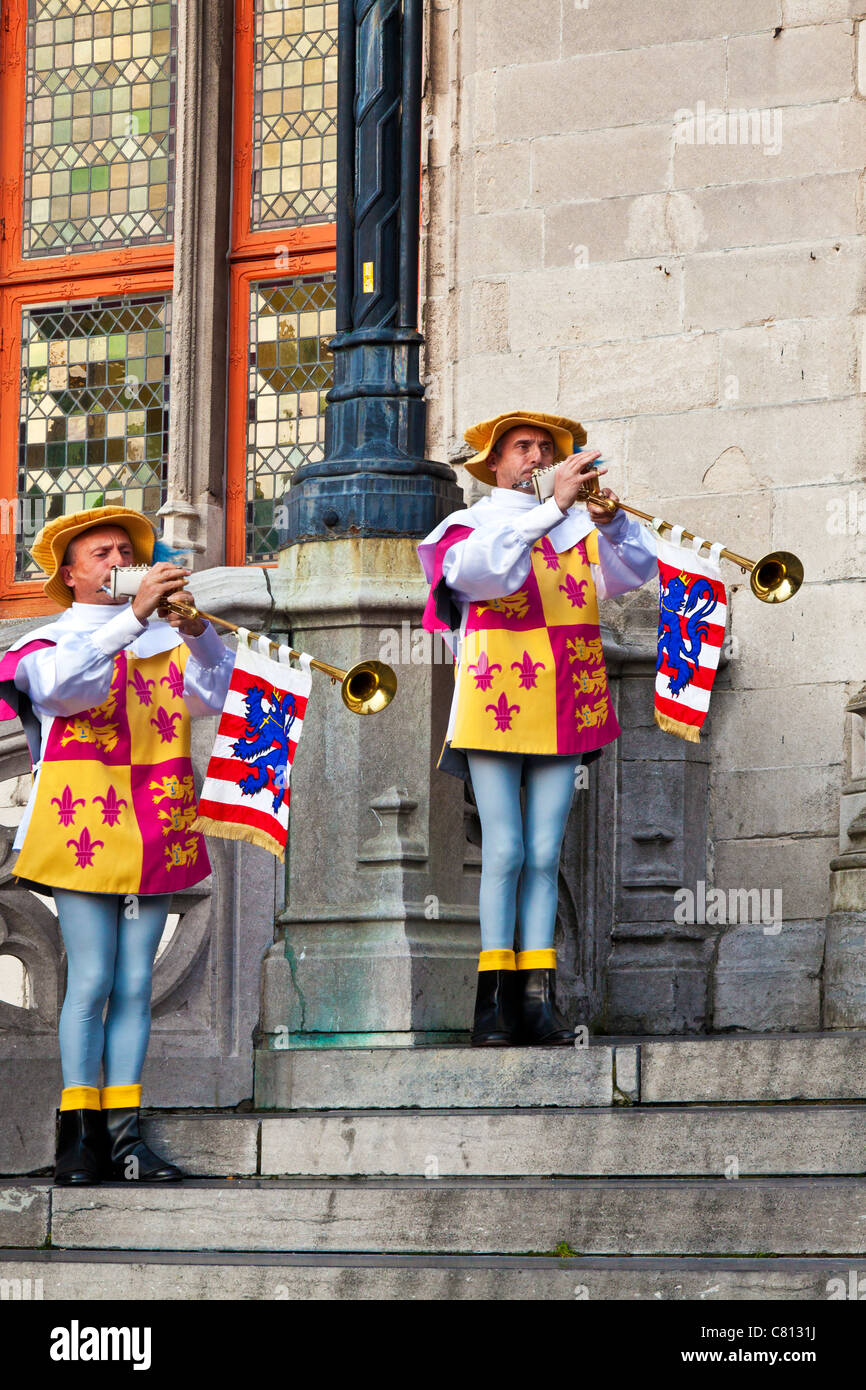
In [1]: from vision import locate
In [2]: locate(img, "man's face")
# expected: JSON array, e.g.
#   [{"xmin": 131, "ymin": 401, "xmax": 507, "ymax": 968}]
[
  {"xmin": 486, "ymin": 426, "xmax": 556, "ymax": 490},
  {"xmin": 59, "ymin": 525, "xmax": 135, "ymax": 605}
]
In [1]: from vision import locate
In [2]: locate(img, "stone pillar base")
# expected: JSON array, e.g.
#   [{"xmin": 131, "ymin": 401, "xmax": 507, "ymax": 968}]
[
  {"xmin": 256, "ymin": 536, "xmax": 481, "ymax": 1057},
  {"xmin": 258, "ymin": 915, "xmax": 478, "ymax": 1046},
  {"xmin": 606, "ymin": 925, "xmax": 715, "ymax": 1034},
  {"xmin": 824, "ymin": 908, "xmax": 866, "ymax": 1028}
]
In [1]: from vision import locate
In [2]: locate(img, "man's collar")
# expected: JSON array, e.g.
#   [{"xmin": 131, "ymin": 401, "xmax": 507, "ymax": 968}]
[{"xmin": 479, "ymin": 487, "xmax": 539, "ymax": 509}]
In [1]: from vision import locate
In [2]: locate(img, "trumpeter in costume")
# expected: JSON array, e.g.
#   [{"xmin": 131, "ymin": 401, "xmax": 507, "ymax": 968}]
[
  {"xmin": 0, "ymin": 506, "xmax": 234, "ymax": 1183},
  {"xmin": 418, "ymin": 412, "xmax": 656, "ymax": 1044}
]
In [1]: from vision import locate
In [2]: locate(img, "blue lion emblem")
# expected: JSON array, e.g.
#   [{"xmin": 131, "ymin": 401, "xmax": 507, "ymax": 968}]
[
  {"xmin": 657, "ymin": 573, "xmax": 718, "ymax": 697},
  {"xmin": 231, "ymin": 685, "xmax": 297, "ymax": 813}
]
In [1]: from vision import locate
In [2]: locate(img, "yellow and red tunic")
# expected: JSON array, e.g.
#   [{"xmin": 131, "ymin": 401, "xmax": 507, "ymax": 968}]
[
  {"xmin": 450, "ymin": 529, "xmax": 620, "ymax": 756},
  {"xmin": 11, "ymin": 641, "xmax": 210, "ymax": 895}
]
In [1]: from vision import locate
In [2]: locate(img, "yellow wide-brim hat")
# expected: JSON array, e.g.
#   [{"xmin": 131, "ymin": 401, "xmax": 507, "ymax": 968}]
[
  {"xmin": 463, "ymin": 410, "xmax": 587, "ymax": 486},
  {"xmin": 30, "ymin": 505, "xmax": 157, "ymax": 609}
]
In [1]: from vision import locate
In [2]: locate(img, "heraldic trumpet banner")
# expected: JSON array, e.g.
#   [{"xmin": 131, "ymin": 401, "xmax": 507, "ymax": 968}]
[
  {"xmin": 192, "ymin": 632, "xmax": 313, "ymax": 861},
  {"xmin": 654, "ymin": 533, "xmax": 727, "ymax": 744}
]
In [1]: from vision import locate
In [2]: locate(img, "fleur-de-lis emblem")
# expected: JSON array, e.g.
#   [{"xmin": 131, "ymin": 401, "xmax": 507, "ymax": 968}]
[
  {"xmin": 67, "ymin": 826, "xmax": 104, "ymax": 868},
  {"xmin": 485, "ymin": 691, "xmax": 520, "ymax": 731},
  {"xmin": 511, "ymin": 650, "xmax": 545, "ymax": 689},
  {"xmin": 129, "ymin": 669, "xmax": 156, "ymax": 706},
  {"xmin": 150, "ymin": 707, "xmax": 183, "ymax": 743},
  {"xmin": 160, "ymin": 661, "xmax": 184, "ymax": 700},
  {"xmin": 537, "ymin": 536, "xmax": 560, "ymax": 571},
  {"xmin": 51, "ymin": 785, "xmax": 85, "ymax": 827},
  {"xmin": 558, "ymin": 574, "xmax": 588, "ymax": 608},
  {"xmin": 92, "ymin": 785, "xmax": 128, "ymax": 827},
  {"xmin": 467, "ymin": 650, "xmax": 501, "ymax": 691}
]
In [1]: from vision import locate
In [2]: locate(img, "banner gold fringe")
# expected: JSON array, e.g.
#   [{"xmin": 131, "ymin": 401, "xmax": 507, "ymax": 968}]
[
  {"xmin": 654, "ymin": 708, "xmax": 701, "ymax": 743},
  {"xmin": 191, "ymin": 815, "xmax": 285, "ymax": 863}
]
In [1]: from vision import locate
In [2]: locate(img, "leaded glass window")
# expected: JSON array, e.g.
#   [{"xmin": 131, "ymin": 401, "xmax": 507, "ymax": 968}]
[
  {"xmin": 251, "ymin": 0, "xmax": 337, "ymax": 229},
  {"xmin": 23, "ymin": 0, "xmax": 177, "ymax": 257},
  {"xmin": 246, "ymin": 274, "xmax": 335, "ymax": 561},
  {"xmin": 18, "ymin": 293, "xmax": 171, "ymax": 578}
]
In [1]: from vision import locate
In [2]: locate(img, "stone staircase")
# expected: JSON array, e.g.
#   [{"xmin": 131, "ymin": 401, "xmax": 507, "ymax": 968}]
[{"xmin": 2, "ymin": 1035, "xmax": 866, "ymax": 1300}]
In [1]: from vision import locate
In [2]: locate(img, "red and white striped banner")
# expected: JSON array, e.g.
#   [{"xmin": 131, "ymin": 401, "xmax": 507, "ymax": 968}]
[
  {"xmin": 654, "ymin": 533, "xmax": 726, "ymax": 743},
  {"xmin": 192, "ymin": 634, "xmax": 312, "ymax": 861}
]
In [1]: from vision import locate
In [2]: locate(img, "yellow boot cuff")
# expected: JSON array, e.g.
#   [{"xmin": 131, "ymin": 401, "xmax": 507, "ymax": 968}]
[
  {"xmin": 60, "ymin": 1085, "xmax": 101, "ymax": 1112},
  {"xmin": 100, "ymin": 1084, "xmax": 143, "ymax": 1110},
  {"xmin": 478, "ymin": 949, "xmax": 517, "ymax": 972},
  {"xmin": 517, "ymin": 949, "xmax": 557, "ymax": 970}
]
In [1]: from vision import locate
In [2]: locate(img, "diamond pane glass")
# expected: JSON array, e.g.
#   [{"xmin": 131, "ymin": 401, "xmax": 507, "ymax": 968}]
[
  {"xmin": 252, "ymin": 0, "xmax": 337, "ymax": 229},
  {"xmin": 17, "ymin": 293, "xmax": 171, "ymax": 579},
  {"xmin": 247, "ymin": 274, "xmax": 335, "ymax": 562},
  {"xmin": 23, "ymin": 0, "xmax": 177, "ymax": 257}
]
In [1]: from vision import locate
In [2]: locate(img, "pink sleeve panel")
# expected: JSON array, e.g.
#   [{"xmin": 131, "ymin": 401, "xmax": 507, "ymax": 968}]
[
  {"xmin": 0, "ymin": 640, "xmax": 55, "ymax": 720},
  {"xmin": 420, "ymin": 525, "xmax": 473, "ymax": 634}
]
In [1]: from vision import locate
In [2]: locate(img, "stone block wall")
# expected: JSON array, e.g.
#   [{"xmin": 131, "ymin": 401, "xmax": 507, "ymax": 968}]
[{"xmin": 420, "ymin": 0, "xmax": 866, "ymax": 1028}]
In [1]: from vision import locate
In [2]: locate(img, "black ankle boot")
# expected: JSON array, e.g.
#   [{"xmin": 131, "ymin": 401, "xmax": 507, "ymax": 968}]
[
  {"xmin": 517, "ymin": 969, "xmax": 575, "ymax": 1045},
  {"xmin": 54, "ymin": 1109, "xmax": 105, "ymax": 1185},
  {"xmin": 103, "ymin": 1108, "xmax": 183, "ymax": 1182},
  {"xmin": 471, "ymin": 969, "xmax": 518, "ymax": 1045}
]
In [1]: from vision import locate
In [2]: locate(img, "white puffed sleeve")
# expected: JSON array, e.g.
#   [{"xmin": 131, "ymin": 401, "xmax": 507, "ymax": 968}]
[
  {"xmin": 181, "ymin": 623, "xmax": 235, "ymax": 716},
  {"xmin": 441, "ymin": 497, "xmax": 567, "ymax": 601},
  {"xmin": 13, "ymin": 606, "xmax": 147, "ymax": 716},
  {"xmin": 591, "ymin": 509, "xmax": 658, "ymax": 599}
]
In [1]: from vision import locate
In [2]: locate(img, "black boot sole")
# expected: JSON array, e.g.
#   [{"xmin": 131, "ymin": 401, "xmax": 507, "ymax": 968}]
[
  {"xmin": 107, "ymin": 1169, "xmax": 183, "ymax": 1182},
  {"xmin": 517, "ymin": 1033, "xmax": 575, "ymax": 1046}
]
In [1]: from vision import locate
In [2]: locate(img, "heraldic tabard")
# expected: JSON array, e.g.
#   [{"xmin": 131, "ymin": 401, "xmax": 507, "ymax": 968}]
[
  {"xmin": 13, "ymin": 641, "xmax": 209, "ymax": 895},
  {"xmin": 450, "ymin": 528, "xmax": 621, "ymax": 757}
]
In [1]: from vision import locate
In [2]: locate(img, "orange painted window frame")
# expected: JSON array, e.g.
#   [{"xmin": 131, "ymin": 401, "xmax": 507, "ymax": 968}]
[
  {"xmin": 228, "ymin": 0, "xmax": 337, "ymax": 567},
  {"xmin": 225, "ymin": 246, "xmax": 336, "ymax": 568},
  {"xmin": 0, "ymin": 269, "xmax": 173, "ymax": 617},
  {"xmin": 0, "ymin": 0, "xmax": 173, "ymax": 615}
]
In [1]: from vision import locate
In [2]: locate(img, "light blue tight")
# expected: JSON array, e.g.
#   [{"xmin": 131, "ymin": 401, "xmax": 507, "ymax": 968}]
[
  {"xmin": 466, "ymin": 751, "xmax": 582, "ymax": 952},
  {"xmin": 54, "ymin": 889, "xmax": 172, "ymax": 1089}
]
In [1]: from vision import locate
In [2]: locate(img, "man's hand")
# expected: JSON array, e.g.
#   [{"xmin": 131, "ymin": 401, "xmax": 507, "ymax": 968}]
[
  {"xmin": 552, "ymin": 450, "xmax": 620, "ymax": 525},
  {"xmin": 130, "ymin": 564, "xmax": 200, "ymax": 630},
  {"xmin": 156, "ymin": 588, "xmax": 206, "ymax": 637},
  {"xmin": 585, "ymin": 487, "xmax": 621, "ymax": 526}
]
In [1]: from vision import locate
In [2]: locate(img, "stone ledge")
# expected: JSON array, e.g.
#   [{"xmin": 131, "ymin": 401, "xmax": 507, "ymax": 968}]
[
  {"xmin": 139, "ymin": 1105, "xmax": 866, "ymax": 1180},
  {"xmin": 46, "ymin": 1176, "xmax": 866, "ymax": 1256},
  {"xmin": 253, "ymin": 1044, "xmax": 623, "ymax": 1109},
  {"xmin": 0, "ymin": 1250, "xmax": 859, "ymax": 1301},
  {"xmin": 0, "ymin": 1184, "xmax": 49, "ymax": 1249},
  {"xmin": 253, "ymin": 1035, "xmax": 866, "ymax": 1109},
  {"xmin": 640, "ymin": 1034, "xmax": 866, "ymax": 1102}
]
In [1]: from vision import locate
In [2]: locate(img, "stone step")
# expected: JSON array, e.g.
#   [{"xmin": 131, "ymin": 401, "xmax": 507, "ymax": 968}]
[
  {"xmin": 252, "ymin": 1034, "xmax": 866, "ymax": 1109},
  {"xmin": 1, "ymin": 1249, "xmax": 863, "ymax": 1301},
  {"xmin": 254, "ymin": 1043, "xmax": 634, "ymax": 1108},
  {"xmin": 8, "ymin": 1176, "xmax": 866, "ymax": 1256},
  {"xmin": 136, "ymin": 1105, "xmax": 866, "ymax": 1179}
]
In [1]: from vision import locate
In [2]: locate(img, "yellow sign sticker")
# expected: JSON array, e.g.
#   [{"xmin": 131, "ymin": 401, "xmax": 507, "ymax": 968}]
[{"xmin": 362, "ymin": 261, "xmax": 375, "ymax": 293}]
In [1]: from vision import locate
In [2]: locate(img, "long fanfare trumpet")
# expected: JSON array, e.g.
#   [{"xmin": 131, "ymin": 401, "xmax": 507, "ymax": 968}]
[
  {"xmin": 172, "ymin": 601, "xmax": 397, "ymax": 714},
  {"xmin": 170, "ymin": 601, "xmax": 397, "ymax": 714},
  {"xmin": 104, "ymin": 567, "xmax": 397, "ymax": 715},
  {"xmin": 529, "ymin": 464, "xmax": 804, "ymax": 604}
]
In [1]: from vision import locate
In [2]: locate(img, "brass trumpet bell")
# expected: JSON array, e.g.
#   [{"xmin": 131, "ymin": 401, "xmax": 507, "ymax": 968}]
[
  {"xmin": 340, "ymin": 660, "xmax": 399, "ymax": 715},
  {"xmin": 748, "ymin": 551, "xmax": 804, "ymax": 605},
  {"xmin": 534, "ymin": 467, "xmax": 805, "ymax": 605},
  {"xmin": 160, "ymin": 598, "xmax": 398, "ymax": 716}
]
